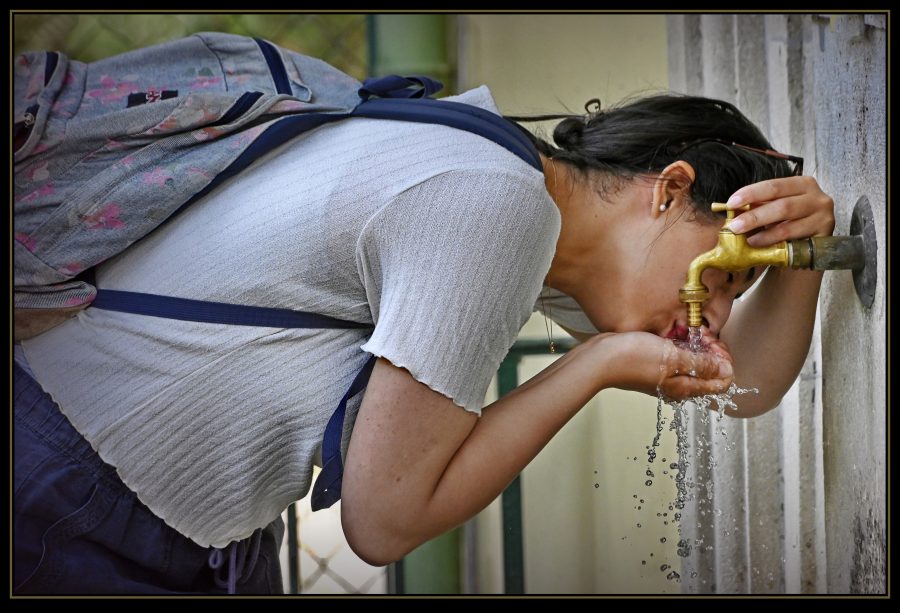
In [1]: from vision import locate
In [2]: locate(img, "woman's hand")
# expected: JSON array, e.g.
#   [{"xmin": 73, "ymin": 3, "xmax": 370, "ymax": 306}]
[
  {"xmin": 724, "ymin": 176, "xmax": 835, "ymax": 247},
  {"xmin": 590, "ymin": 331, "xmax": 734, "ymax": 401}
]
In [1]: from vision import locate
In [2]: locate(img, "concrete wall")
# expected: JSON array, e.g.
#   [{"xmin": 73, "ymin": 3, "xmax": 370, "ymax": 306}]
[
  {"xmin": 667, "ymin": 13, "xmax": 886, "ymax": 594},
  {"xmin": 458, "ymin": 14, "xmax": 676, "ymax": 594}
]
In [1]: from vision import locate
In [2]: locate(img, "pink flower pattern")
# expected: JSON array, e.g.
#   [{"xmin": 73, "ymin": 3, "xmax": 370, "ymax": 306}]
[
  {"xmin": 60, "ymin": 262, "xmax": 86, "ymax": 276},
  {"xmin": 83, "ymin": 203, "xmax": 126, "ymax": 229},
  {"xmin": 86, "ymin": 75, "xmax": 140, "ymax": 105},
  {"xmin": 141, "ymin": 166, "xmax": 173, "ymax": 187},
  {"xmin": 186, "ymin": 167, "xmax": 212, "ymax": 182},
  {"xmin": 228, "ymin": 125, "xmax": 266, "ymax": 149},
  {"xmin": 18, "ymin": 184, "xmax": 55, "ymax": 204},
  {"xmin": 16, "ymin": 233, "xmax": 37, "ymax": 252},
  {"xmin": 191, "ymin": 67, "xmax": 222, "ymax": 89},
  {"xmin": 25, "ymin": 161, "xmax": 50, "ymax": 182},
  {"xmin": 105, "ymin": 139, "xmax": 128, "ymax": 152}
]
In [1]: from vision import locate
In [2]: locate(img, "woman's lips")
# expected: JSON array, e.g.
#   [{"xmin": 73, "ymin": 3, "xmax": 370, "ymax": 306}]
[{"xmin": 666, "ymin": 323, "xmax": 689, "ymax": 341}]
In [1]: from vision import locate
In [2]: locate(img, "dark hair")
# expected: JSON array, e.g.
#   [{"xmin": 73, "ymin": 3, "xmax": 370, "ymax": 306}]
[{"xmin": 507, "ymin": 93, "xmax": 796, "ymax": 222}]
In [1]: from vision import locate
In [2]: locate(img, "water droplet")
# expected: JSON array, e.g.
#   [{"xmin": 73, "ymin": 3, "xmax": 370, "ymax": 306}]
[
  {"xmin": 645, "ymin": 480, "xmax": 653, "ymax": 486},
  {"xmin": 660, "ymin": 537, "xmax": 667, "ymax": 543},
  {"xmin": 594, "ymin": 483, "xmax": 600, "ymax": 488},
  {"xmin": 636, "ymin": 523, "xmax": 642, "ymax": 528},
  {"xmin": 667, "ymin": 571, "xmax": 681, "ymax": 581},
  {"xmin": 660, "ymin": 564, "xmax": 670, "ymax": 572},
  {"xmin": 641, "ymin": 560, "xmax": 647, "ymax": 565}
]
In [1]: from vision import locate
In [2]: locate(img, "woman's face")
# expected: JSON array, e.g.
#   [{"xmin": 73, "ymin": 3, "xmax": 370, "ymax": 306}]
[{"xmin": 602, "ymin": 208, "xmax": 766, "ymax": 341}]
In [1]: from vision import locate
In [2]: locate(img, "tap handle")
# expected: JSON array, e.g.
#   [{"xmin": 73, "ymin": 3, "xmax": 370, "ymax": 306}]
[{"xmin": 711, "ymin": 202, "xmax": 751, "ymax": 220}]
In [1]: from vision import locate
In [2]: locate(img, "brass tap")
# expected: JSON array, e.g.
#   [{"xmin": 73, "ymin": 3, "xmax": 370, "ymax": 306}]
[{"xmin": 678, "ymin": 203, "xmax": 866, "ymax": 328}]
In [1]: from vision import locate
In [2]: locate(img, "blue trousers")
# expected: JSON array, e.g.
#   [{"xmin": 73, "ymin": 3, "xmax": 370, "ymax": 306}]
[{"xmin": 13, "ymin": 362, "xmax": 285, "ymax": 594}]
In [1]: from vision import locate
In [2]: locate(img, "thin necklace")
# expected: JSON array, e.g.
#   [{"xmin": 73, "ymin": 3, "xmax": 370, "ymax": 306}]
[
  {"xmin": 542, "ymin": 159, "xmax": 559, "ymax": 354},
  {"xmin": 540, "ymin": 288, "xmax": 556, "ymax": 354}
]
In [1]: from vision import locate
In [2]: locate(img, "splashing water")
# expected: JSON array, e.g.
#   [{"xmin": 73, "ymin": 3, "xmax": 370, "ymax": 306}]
[
  {"xmin": 639, "ymin": 331, "xmax": 759, "ymax": 584},
  {"xmin": 688, "ymin": 326, "xmax": 704, "ymax": 352},
  {"xmin": 609, "ymin": 329, "xmax": 761, "ymax": 586}
]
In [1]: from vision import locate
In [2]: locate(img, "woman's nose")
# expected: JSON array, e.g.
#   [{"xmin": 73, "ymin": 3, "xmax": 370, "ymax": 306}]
[{"xmin": 701, "ymin": 293, "xmax": 733, "ymax": 336}]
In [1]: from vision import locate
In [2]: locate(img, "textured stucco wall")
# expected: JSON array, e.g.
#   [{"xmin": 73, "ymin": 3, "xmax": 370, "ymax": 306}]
[
  {"xmin": 811, "ymin": 14, "xmax": 886, "ymax": 595},
  {"xmin": 668, "ymin": 13, "xmax": 886, "ymax": 594}
]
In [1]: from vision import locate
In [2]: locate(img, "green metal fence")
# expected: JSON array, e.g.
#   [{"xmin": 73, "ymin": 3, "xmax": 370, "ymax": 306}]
[{"xmin": 495, "ymin": 338, "xmax": 578, "ymax": 594}]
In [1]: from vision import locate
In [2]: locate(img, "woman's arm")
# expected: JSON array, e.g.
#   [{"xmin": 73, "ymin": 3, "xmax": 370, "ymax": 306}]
[
  {"xmin": 341, "ymin": 332, "xmax": 733, "ymax": 565},
  {"xmin": 721, "ymin": 267, "xmax": 823, "ymax": 417},
  {"xmin": 719, "ymin": 175, "xmax": 835, "ymax": 417}
]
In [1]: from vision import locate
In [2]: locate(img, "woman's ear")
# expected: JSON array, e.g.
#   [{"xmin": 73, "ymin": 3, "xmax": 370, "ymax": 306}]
[{"xmin": 651, "ymin": 160, "xmax": 696, "ymax": 217}]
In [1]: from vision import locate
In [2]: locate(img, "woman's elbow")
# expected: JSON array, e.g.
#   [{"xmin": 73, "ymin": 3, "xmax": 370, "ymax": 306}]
[
  {"xmin": 341, "ymin": 502, "xmax": 422, "ymax": 567},
  {"xmin": 728, "ymin": 394, "xmax": 783, "ymax": 419}
]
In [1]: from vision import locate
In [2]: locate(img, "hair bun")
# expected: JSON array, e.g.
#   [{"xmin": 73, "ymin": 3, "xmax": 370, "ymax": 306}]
[{"xmin": 553, "ymin": 117, "xmax": 585, "ymax": 150}]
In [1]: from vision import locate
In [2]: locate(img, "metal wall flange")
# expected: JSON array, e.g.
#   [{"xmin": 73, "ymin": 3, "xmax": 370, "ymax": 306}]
[{"xmin": 850, "ymin": 195, "xmax": 877, "ymax": 308}]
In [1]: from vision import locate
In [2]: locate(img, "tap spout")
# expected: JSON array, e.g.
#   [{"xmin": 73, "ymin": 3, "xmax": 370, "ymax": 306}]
[
  {"xmin": 679, "ymin": 200, "xmax": 875, "ymax": 329},
  {"xmin": 679, "ymin": 203, "xmax": 789, "ymax": 328}
]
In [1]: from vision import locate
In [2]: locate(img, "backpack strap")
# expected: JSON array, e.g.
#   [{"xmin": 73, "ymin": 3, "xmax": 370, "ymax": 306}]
[
  {"xmin": 310, "ymin": 353, "xmax": 378, "ymax": 510},
  {"xmin": 91, "ymin": 290, "xmax": 373, "ymax": 330},
  {"xmin": 351, "ymin": 97, "xmax": 542, "ymax": 171},
  {"xmin": 91, "ymin": 80, "xmax": 543, "ymax": 512}
]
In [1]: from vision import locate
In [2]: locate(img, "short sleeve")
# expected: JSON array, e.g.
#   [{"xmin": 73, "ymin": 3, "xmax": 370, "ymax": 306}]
[{"xmin": 357, "ymin": 168, "xmax": 560, "ymax": 415}]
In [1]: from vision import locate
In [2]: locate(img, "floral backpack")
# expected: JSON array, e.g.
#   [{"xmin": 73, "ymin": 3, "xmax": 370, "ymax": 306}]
[{"xmin": 14, "ymin": 31, "xmax": 541, "ymax": 341}]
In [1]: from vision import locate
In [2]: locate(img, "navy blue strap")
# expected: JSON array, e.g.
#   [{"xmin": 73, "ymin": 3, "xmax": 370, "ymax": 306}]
[
  {"xmin": 254, "ymin": 38, "xmax": 292, "ymax": 95},
  {"xmin": 91, "ymin": 289, "xmax": 373, "ymax": 329},
  {"xmin": 310, "ymin": 353, "xmax": 378, "ymax": 511},
  {"xmin": 351, "ymin": 97, "xmax": 543, "ymax": 172},
  {"xmin": 358, "ymin": 75, "xmax": 444, "ymax": 100}
]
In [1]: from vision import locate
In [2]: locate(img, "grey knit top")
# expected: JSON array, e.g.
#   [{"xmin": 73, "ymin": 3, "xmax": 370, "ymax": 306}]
[{"xmin": 21, "ymin": 86, "xmax": 594, "ymax": 548}]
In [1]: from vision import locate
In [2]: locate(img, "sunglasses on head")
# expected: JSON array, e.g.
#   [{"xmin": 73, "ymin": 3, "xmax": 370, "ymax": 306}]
[{"xmin": 673, "ymin": 138, "xmax": 804, "ymax": 177}]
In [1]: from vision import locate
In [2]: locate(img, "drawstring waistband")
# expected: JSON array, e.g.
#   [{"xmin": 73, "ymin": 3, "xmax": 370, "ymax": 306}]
[{"xmin": 207, "ymin": 528, "xmax": 263, "ymax": 594}]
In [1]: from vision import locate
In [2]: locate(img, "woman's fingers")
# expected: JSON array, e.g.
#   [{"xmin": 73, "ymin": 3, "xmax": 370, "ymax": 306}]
[
  {"xmin": 664, "ymin": 373, "xmax": 732, "ymax": 399},
  {"xmin": 725, "ymin": 176, "xmax": 814, "ymax": 210},
  {"xmin": 745, "ymin": 218, "xmax": 823, "ymax": 247},
  {"xmin": 657, "ymin": 339, "xmax": 734, "ymax": 400},
  {"xmin": 725, "ymin": 176, "xmax": 835, "ymax": 239}
]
